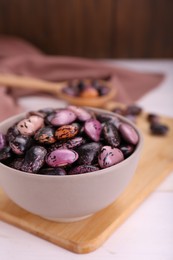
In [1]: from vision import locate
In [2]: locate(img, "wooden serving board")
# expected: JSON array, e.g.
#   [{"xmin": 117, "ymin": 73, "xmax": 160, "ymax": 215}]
[{"xmin": 0, "ymin": 113, "xmax": 173, "ymax": 254}]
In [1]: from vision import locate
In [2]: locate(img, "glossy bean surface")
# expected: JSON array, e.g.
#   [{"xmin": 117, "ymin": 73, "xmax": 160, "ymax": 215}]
[{"xmin": 46, "ymin": 148, "xmax": 78, "ymax": 167}]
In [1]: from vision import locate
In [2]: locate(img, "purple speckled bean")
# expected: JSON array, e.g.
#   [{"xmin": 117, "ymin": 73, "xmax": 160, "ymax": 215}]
[
  {"xmin": 84, "ymin": 118, "xmax": 102, "ymax": 141},
  {"xmin": 98, "ymin": 146, "xmax": 124, "ymax": 168},
  {"xmin": 21, "ymin": 146, "xmax": 47, "ymax": 173},
  {"xmin": 46, "ymin": 148, "xmax": 78, "ymax": 167},
  {"xmin": 103, "ymin": 122, "xmax": 121, "ymax": 147},
  {"xmin": 119, "ymin": 123, "xmax": 139, "ymax": 145},
  {"xmin": 47, "ymin": 109, "xmax": 77, "ymax": 126},
  {"xmin": 68, "ymin": 105, "xmax": 91, "ymax": 121}
]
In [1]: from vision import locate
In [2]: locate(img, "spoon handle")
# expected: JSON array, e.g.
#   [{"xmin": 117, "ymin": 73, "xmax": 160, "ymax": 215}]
[{"xmin": 0, "ymin": 74, "xmax": 66, "ymax": 93}]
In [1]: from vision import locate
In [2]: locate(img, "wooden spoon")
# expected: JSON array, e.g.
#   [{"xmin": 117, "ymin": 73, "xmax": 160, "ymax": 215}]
[{"xmin": 0, "ymin": 74, "xmax": 117, "ymax": 108}]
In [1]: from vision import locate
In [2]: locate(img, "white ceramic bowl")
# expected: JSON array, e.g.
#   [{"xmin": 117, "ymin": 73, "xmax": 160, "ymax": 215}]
[{"xmin": 0, "ymin": 108, "xmax": 143, "ymax": 222}]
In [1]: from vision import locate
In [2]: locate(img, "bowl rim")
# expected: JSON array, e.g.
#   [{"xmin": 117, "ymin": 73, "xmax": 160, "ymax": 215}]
[{"xmin": 0, "ymin": 107, "xmax": 143, "ymax": 180}]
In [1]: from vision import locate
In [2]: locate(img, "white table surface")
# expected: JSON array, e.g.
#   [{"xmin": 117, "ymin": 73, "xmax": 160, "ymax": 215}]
[{"xmin": 0, "ymin": 60, "xmax": 173, "ymax": 260}]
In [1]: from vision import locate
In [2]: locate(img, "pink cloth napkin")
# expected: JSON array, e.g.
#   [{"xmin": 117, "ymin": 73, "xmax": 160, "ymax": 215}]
[{"xmin": 0, "ymin": 35, "xmax": 164, "ymax": 121}]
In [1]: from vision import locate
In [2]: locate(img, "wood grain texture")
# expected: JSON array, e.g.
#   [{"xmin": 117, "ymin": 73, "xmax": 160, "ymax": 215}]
[
  {"xmin": 0, "ymin": 0, "xmax": 172, "ymax": 58},
  {"xmin": 0, "ymin": 113, "xmax": 173, "ymax": 254}
]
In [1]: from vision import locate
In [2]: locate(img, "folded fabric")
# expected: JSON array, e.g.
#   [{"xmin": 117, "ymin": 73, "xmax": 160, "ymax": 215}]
[{"xmin": 0, "ymin": 35, "xmax": 164, "ymax": 121}]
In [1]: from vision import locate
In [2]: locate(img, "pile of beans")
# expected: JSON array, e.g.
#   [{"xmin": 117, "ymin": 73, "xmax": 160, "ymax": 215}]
[
  {"xmin": 0, "ymin": 106, "xmax": 139, "ymax": 176},
  {"xmin": 62, "ymin": 79, "xmax": 110, "ymax": 98}
]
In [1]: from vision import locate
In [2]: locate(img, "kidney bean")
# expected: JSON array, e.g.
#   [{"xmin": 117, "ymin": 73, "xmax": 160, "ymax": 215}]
[
  {"xmin": 119, "ymin": 123, "xmax": 139, "ymax": 145},
  {"xmin": 68, "ymin": 106, "xmax": 91, "ymax": 121},
  {"xmin": 17, "ymin": 116, "xmax": 44, "ymax": 136},
  {"xmin": 46, "ymin": 148, "xmax": 78, "ymax": 167},
  {"xmin": 21, "ymin": 146, "xmax": 47, "ymax": 173},
  {"xmin": 84, "ymin": 119, "xmax": 102, "ymax": 141},
  {"xmin": 150, "ymin": 122, "xmax": 169, "ymax": 136},
  {"xmin": 46, "ymin": 109, "xmax": 76, "ymax": 126},
  {"xmin": 76, "ymin": 142, "xmax": 102, "ymax": 165},
  {"xmin": 103, "ymin": 122, "xmax": 121, "ymax": 147},
  {"xmin": 98, "ymin": 146, "xmax": 124, "ymax": 169}
]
